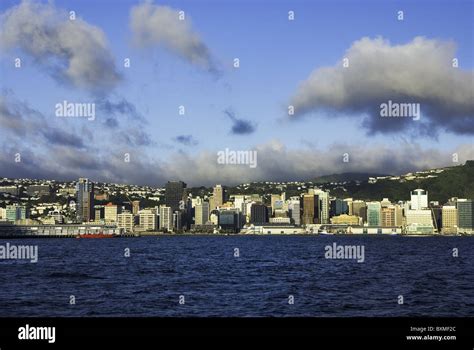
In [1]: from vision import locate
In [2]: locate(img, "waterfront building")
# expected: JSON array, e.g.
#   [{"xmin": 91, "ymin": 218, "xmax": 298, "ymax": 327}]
[
  {"xmin": 76, "ymin": 178, "xmax": 94, "ymax": 223},
  {"xmin": 381, "ymin": 206, "xmax": 396, "ymax": 227},
  {"xmin": 410, "ymin": 189, "xmax": 428, "ymax": 210},
  {"xmin": 164, "ymin": 181, "xmax": 187, "ymax": 212},
  {"xmin": 6, "ymin": 204, "xmax": 28, "ymax": 222},
  {"xmin": 367, "ymin": 202, "xmax": 381, "ymax": 226},
  {"xmin": 330, "ymin": 198, "xmax": 349, "ymax": 217},
  {"xmin": 250, "ymin": 203, "xmax": 268, "ymax": 224},
  {"xmin": 219, "ymin": 209, "xmax": 242, "ymax": 233},
  {"xmin": 352, "ymin": 200, "xmax": 367, "ymax": 223},
  {"xmin": 441, "ymin": 205, "xmax": 458, "ymax": 234},
  {"xmin": 406, "ymin": 209, "xmax": 434, "ymax": 228},
  {"xmin": 330, "ymin": 214, "xmax": 360, "ymax": 225},
  {"xmin": 195, "ymin": 202, "xmax": 210, "ymax": 226},
  {"xmin": 314, "ymin": 189, "xmax": 329, "ymax": 224},
  {"xmin": 104, "ymin": 202, "xmax": 121, "ymax": 223},
  {"xmin": 303, "ymin": 194, "xmax": 319, "ymax": 225},
  {"xmin": 159, "ymin": 206, "xmax": 173, "ymax": 232},
  {"xmin": 139, "ymin": 209, "xmax": 157, "ymax": 231},
  {"xmin": 117, "ymin": 211, "xmax": 134, "ymax": 233},
  {"xmin": 269, "ymin": 217, "xmax": 291, "ymax": 224},
  {"xmin": 288, "ymin": 197, "xmax": 301, "ymax": 226},
  {"xmin": 457, "ymin": 199, "xmax": 474, "ymax": 233}
]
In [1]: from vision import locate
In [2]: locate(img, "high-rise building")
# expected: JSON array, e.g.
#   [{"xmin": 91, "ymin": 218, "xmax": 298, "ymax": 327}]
[
  {"xmin": 367, "ymin": 202, "xmax": 381, "ymax": 226},
  {"xmin": 441, "ymin": 206, "xmax": 458, "ymax": 234},
  {"xmin": 212, "ymin": 185, "xmax": 224, "ymax": 209},
  {"xmin": 314, "ymin": 189, "xmax": 329, "ymax": 224},
  {"xmin": 195, "ymin": 202, "xmax": 210, "ymax": 225},
  {"xmin": 219, "ymin": 209, "xmax": 242, "ymax": 233},
  {"xmin": 104, "ymin": 202, "xmax": 121, "ymax": 223},
  {"xmin": 288, "ymin": 197, "xmax": 301, "ymax": 226},
  {"xmin": 159, "ymin": 206, "xmax": 173, "ymax": 232},
  {"xmin": 406, "ymin": 209, "xmax": 433, "ymax": 226},
  {"xmin": 139, "ymin": 209, "xmax": 157, "ymax": 231},
  {"xmin": 271, "ymin": 194, "xmax": 282, "ymax": 215},
  {"xmin": 117, "ymin": 211, "xmax": 134, "ymax": 233},
  {"xmin": 76, "ymin": 178, "xmax": 94, "ymax": 223},
  {"xmin": 330, "ymin": 198, "xmax": 349, "ymax": 217},
  {"xmin": 233, "ymin": 195, "xmax": 246, "ymax": 214},
  {"xmin": 173, "ymin": 211, "xmax": 183, "ymax": 231},
  {"xmin": 457, "ymin": 199, "xmax": 474, "ymax": 233},
  {"xmin": 250, "ymin": 203, "xmax": 269, "ymax": 224},
  {"xmin": 410, "ymin": 189, "xmax": 428, "ymax": 210},
  {"xmin": 381, "ymin": 206, "xmax": 396, "ymax": 226},
  {"xmin": 132, "ymin": 200, "xmax": 141, "ymax": 216},
  {"xmin": 6, "ymin": 204, "xmax": 28, "ymax": 222},
  {"xmin": 352, "ymin": 200, "xmax": 367, "ymax": 223},
  {"xmin": 303, "ymin": 194, "xmax": 319, "ymax": 225},
  {"xmin": 164, "ymin": 181, "xmax": 187, "ymax": 212}
]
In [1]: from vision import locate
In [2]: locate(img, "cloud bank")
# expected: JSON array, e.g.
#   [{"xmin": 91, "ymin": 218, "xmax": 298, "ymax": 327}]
[{"xmin": 289, "ymin": 36, "xmax": 474, "ymax": 135}]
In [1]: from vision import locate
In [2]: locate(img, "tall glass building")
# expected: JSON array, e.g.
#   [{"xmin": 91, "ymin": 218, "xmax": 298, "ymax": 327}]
[
  {"xmin": 76, "ymin": 178, "xmax": 94, "ymax": 223},
  {"xmin": 458, "ymin": 199, "xmax": 474, "ymax": 233},
  {"xmin": 164, "ymin": 181, "xmax": 187, "ymax": 212}
]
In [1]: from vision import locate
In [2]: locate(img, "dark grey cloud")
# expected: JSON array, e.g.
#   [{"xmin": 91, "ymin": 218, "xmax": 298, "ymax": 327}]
[
  {"xmin": 289, "ymin": 36, "xmax": 474, "ymax": 136},
  {"xmin": 1, "ymin": 139, "xmax": 472, "ymax": 187},
  {"xmin": 0, "ymin": 94, "xmax": 86, "ymax": 149},
  {"xmin": 95, "ymin": 98, "xmax": 147, "ymax": 123},
  {"xmin": 119, "ymin": 129, "xmax": 154, "ymax": 147},
  {"xmin": 173, "ymin": 135, "xmax": 198, "ymax": 146},
  {"xmin": 224, "ymin": 108, "xmax": 256, "ymax": 135},
  {"xmin": 0, "ymin": 0, "xmax": 121, "ymax": 93},
  {"xmin": 42, "ymin": 129, "xmax": 86, "ymax": 149}
]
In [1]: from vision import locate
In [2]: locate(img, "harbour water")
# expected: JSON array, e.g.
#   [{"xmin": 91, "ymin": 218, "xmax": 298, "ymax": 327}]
[{"xmin": 0, "ymin": 235, "xmax": 473, "ymax": 317}]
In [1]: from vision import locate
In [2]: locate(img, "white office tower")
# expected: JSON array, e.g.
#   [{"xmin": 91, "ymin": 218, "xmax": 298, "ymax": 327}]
[
  {"xmin": 314, "ymin": 189, "xmax": 329, "ymax": 224},
  {"xmin": 288, "ymin": 197, "xmax": 301, "ymax": 226},
  {"xmin": 410, "ymin": 189, "xmax": 428, "ymax": 210},
  {"xmin": 233, "ymin": 195, "xmax": 246, "ymax": 213},
  {"xmin": 195, "ymin": 202, "xmax": 210, "ymax": 225},
  {"xmin": 159, "ymin": 206, "xmax": 172, "ymax": 231}
]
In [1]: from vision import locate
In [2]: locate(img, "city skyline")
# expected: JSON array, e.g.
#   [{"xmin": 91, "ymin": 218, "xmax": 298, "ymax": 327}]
[{"xmin": 0, "ymin": 0, "xmax": 473, "ymax": 186}]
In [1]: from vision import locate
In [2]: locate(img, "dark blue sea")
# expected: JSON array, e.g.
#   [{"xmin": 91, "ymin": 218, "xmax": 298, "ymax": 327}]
[{"xmin": 0, "ymin": 236, "xmax": 473, "ymax": 317}]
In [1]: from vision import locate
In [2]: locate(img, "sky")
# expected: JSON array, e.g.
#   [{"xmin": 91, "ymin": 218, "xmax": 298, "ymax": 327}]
[{"xmin": 0, "ymin": 0, "xmax": 473, "ymax": 186}]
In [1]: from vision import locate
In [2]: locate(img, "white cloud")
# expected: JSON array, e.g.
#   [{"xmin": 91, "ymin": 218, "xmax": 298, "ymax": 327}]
[
  {"xmin": 290, "ymin": 36, "xmax": 474, "ymax": 135},
  {"xmin": 130, "ymin": 1, "xmax": 218, "ymax": 74},
  {"xmin": 0, "ymin": 0, "xmax": 121, "ymax": 92}
]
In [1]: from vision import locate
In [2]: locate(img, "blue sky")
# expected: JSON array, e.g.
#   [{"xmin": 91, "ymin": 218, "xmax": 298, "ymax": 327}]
[{"xmin": 0, "ymin": 0, "xmax": 473, "ymax": 185}]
